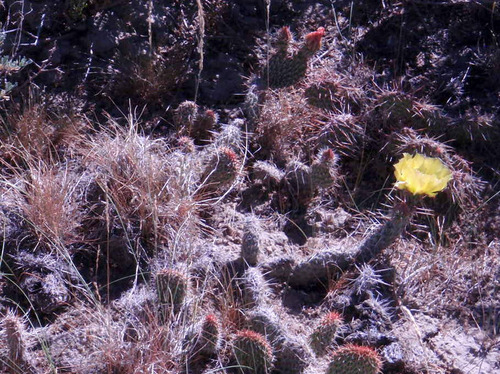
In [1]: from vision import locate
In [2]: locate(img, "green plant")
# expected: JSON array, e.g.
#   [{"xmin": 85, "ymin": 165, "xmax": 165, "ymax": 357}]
[
  {"xmin": 1, "ymin": 311, "xmax": 29, "ymax": 373},
  {"xmin": 66, "ymin": 0, "xmax": 90, "ymax": 21},
  {"xmin": 241, "ymin": 217, "xmax": 261, "ymax": 266},
  {"xmin": 310, "ymin": 311, "xmax": 343, "ymax": 355},
  {"xmin": 233, "ymin": 329, "xmax": 274, "ymax": 374},
  {"xmin": 265, "ymin": 27, "xmax": 325, "ymax": 88},
  {"xmin": 0, "ymin": 33, "xmax": 32, "ymax": 100},
  {"xmin": 199, "ymin": 146, "xmax": 240, "ymax": 193},
  {"xmin": 155, "ymin": 268, "xmax": 188, "ymax": 313},
  {"xmin": 326, "ymin": 344, "xmax": 382, "ymax": 374}
]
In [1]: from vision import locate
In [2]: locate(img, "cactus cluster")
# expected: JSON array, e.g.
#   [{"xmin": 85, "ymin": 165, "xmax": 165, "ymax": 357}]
[
  {"xmin": 265, "ymin": 27, "xmax": 325, "ymax": 89},
  {"xmin": 173, "ymin": 100, "xmax": 218, "ymax": 142},
  {"xmin": 233, "ymin": 329, "xmax": 274, "ymax": 374},
  {"xmin": 326, "ymin": 344, "xmax": 382, "ymax": 374}
]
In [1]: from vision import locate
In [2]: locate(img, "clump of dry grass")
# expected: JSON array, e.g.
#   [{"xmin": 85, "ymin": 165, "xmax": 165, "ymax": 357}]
[
  {"xmin": 391, "ymin": 237, "xmax": 499, "ymax": 336},
  {"xmin": 82, "ymin": 113, "xmax": 201, "ymax": 250},
  {"xmin": 20, "ymin": 163, "xmax": 82, "ymax": 249}
]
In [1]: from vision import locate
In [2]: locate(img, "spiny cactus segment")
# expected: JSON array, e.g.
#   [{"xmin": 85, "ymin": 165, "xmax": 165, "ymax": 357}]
[
  {"xmin": 197, "ymin": 314, "xmax": 220, "ymax": 356},
  {"xmin": 2, "ymin": 311, "xmax": 29, "ymax": 373},
  {"xmin": 192, "ymin": 109, "xmax": 218, "ymax": 143},
  {"xmin": 266, "ymin": 27, "xmax": 325, "ymax": 88},
  {"xmin": 240, "ymin": 267, "xmax": 270, "ymax": 308},
  {"xmin": 326, "ymin": 344, "xmax": 382, "ymax": 374},
  {"xmin": 233, "ymin": 329, "xmax": 274, "ymax": 374},
  {"xmin": 241, "ymin": 218, "xmax": 261, "ymax": 266},
  {"xmin": 173, "ymin": 100, "xmax": 199, "ymax": 134},
  {"xmin": 285, "ymin": 148, "xmax": 338, "ymax": 206},
  {"xmin": 200, "ymin": 146, "xmax": 240, "ymax": 192},
  {"xmin": 310, "ymin": 311, "xmax": 343, "ymax": 355},
  {"xmin": 356, "ymin": 202, "xmax": 412, "ymax": 264},
  {"xmin": 155, "ymin": 268, "xmax": 187, "ymax": 312},
  {"xmin": 311, "ymin": 148, "xmax": 338, "ymax": 189}
]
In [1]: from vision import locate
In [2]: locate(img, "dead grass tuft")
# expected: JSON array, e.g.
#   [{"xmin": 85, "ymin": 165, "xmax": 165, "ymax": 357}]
[
  {"xmin": 82, "ymin": 113, "xmax": 201, "ymax": 251},
  {"xmin": 20, "ymin": 163, "xmax": 81, "ymax": 248}
]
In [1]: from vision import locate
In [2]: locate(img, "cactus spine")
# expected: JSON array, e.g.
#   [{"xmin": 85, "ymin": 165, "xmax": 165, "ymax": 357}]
[
  {"xmin": 310, "ymin": 311, "xmax": 343, "ymax": 355},
  {"xmin": 326, "ymin": 344, "xmax": 382, "ymax": 374},
  {"xmin": 233, "ymin": 330, "xmax": 274, "ymax": 374}
]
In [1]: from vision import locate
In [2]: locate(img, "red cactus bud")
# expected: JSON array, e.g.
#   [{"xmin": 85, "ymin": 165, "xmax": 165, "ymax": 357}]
[
  {"xmin": 320, "ymin": 148, "xmax": 335, "ymax": 163},
  {"xmin": 278, "ymin": 26, "xmax": 292, "ymax": 43},
  {"xmin": 322, "ymin": 311, "xmax": 343, "ymax": 326},
  {"xmin": 304, "ymin": 27, "xmax": 325, "ymax": 52}
]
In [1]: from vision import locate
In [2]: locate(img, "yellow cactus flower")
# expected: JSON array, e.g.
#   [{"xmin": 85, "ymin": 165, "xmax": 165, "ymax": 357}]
[{"xmin": 394, "ymin": 153, "xmax": 452, "ymax": 197}]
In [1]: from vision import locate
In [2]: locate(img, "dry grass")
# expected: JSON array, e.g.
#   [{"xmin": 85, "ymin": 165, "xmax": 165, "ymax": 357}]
[
  {"xmin": 391, "ymin": 237, "xmax": 499, "ymax": 337},
  {"xmin": 81, "ymin": 112, "xmax": 201, "ymax": 252}
]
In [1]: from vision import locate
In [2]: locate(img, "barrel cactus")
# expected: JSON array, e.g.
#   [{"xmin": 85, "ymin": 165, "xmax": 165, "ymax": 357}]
[
  {"xmin": 200, "ymin": 146, "xmax": 240, "ymax": 192},
  {"xmin": 233, "ymin": 329, "xmax": 274, "ymax": 374},
  {"xmin": 155, "ymin": 268, "xmax": 187, "ymax": 313},
  {"xmin": 326, "ymin": 344, "xmax": 382, "ymax": 374},
  {"xmin": 310, "ymin": 311, "xmax": 343, "ymax": 355}
]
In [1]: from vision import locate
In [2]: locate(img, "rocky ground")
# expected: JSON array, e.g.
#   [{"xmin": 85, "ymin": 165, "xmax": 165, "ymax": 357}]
[{"xmin": 0, "ymin": 1, "xmax": 499, "ymax": 373}]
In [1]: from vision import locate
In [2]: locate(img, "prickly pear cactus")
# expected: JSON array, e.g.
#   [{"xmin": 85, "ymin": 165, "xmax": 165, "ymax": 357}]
[
  {"xmin": 233, "ymin": 329, "xmax": 274, "ymax": 374},
  {"xmin": 326, "ymin": 344, "xmax": 382, "ymax": 374}
]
